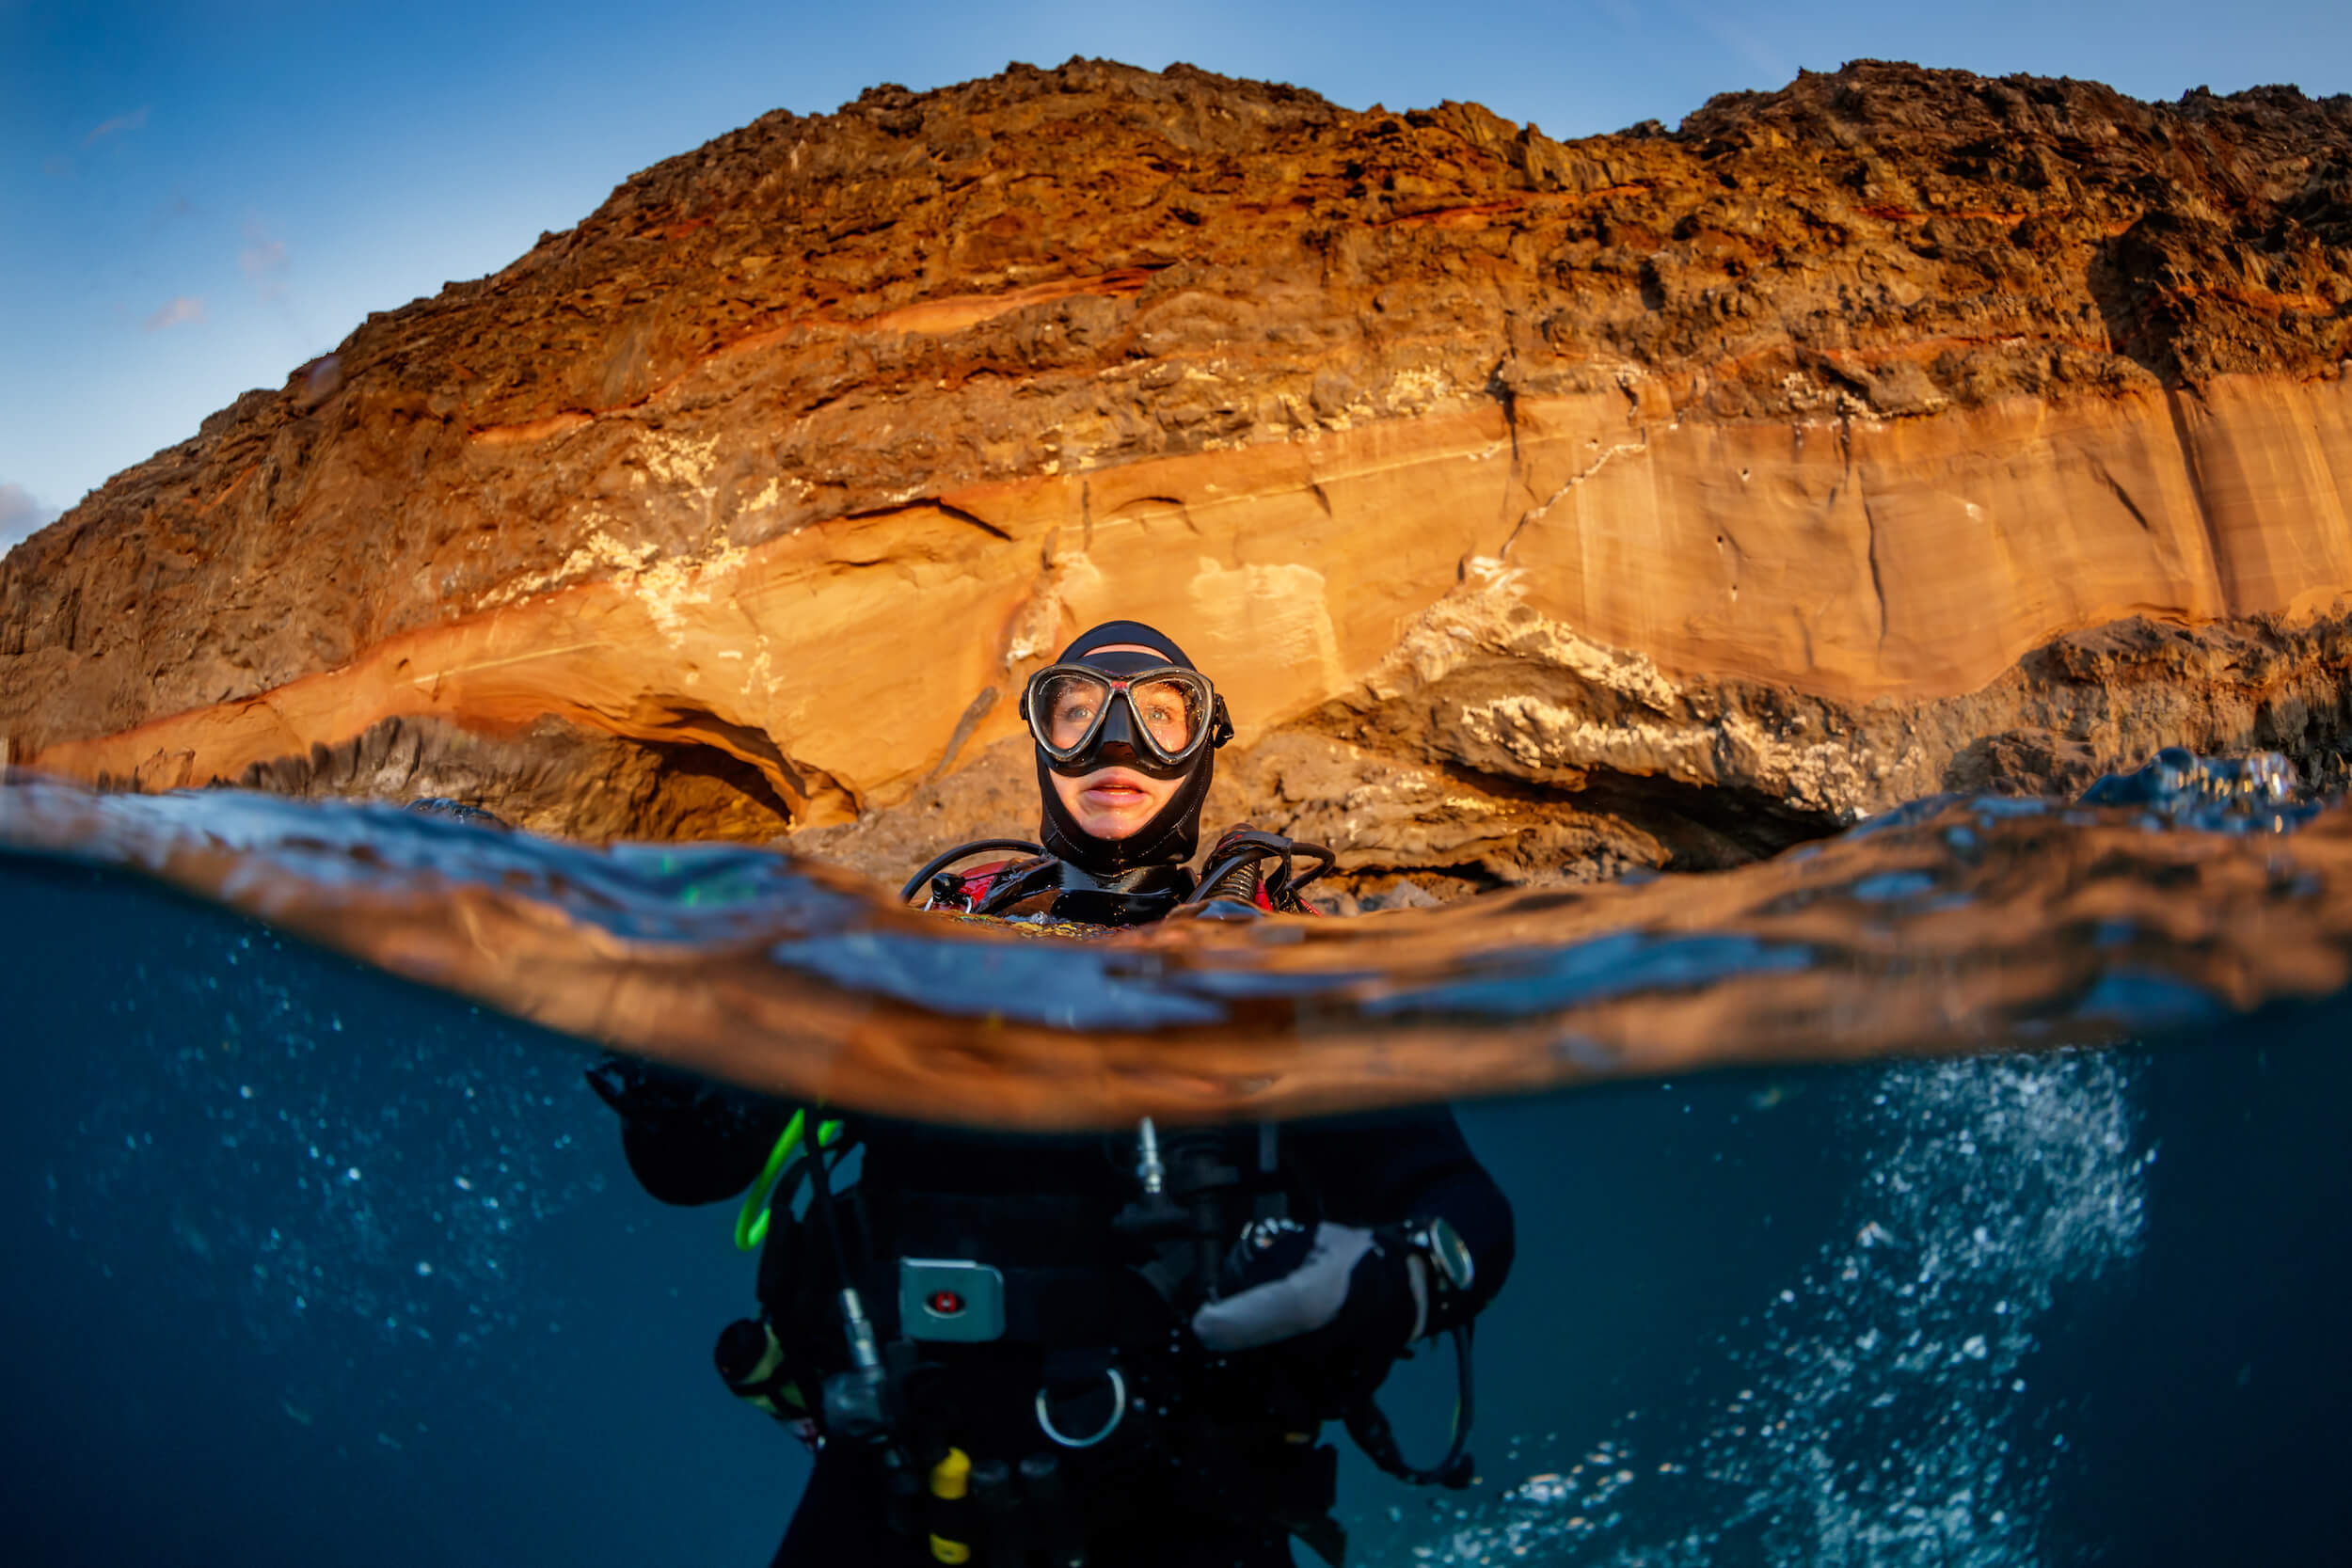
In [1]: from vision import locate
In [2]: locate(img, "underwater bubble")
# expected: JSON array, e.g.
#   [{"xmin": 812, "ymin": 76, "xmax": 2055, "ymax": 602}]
[{"xmin": 1375, "ymin": 1051, "xmax": 2146, "ymax": 1566}]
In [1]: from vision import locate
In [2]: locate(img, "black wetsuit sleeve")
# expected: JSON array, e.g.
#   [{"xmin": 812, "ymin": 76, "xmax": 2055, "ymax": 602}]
[
  {"xmin": 585, "ymin": 1055, "xmax": 793, "ymax": 1207},
  {"xmin": 1289, "ymin": 1105, "xmax": 1516, "ymax": 1334}
]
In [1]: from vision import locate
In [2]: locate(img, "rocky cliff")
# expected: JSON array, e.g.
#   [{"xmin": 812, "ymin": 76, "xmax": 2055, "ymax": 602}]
[{"xmin": 3, "ymin": 58, "xmax": 2349, "ymax": 899}]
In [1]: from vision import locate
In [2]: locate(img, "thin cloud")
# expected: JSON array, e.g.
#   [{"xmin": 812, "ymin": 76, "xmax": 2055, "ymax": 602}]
[
  {"xmin": 86, "ymin": 106, "xmax": 151, "ymax": 145},
  {"xmin": 241, "ymin": 221, "xmax": 290, "ymax": 301},
  {"xmin": 1, "ymin": 483, "xmax": 61, "ymax": 557},
  {"xmin": 1670, "ymin": 1, "xmax": 1792, "ymax": 87},
  {"xmin": 144, "ymin": 295, "xmax": 206, "ymax": 332}
]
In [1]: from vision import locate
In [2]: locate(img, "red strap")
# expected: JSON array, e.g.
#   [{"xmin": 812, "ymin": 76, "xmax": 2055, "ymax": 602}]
[
  {"xmin": 1256, "ymin": 880, "xmax": 1322, "ymax": 915},
  {"xmin": 945, "ymin": 860, "xmax": 1016, "ymax": 907}
]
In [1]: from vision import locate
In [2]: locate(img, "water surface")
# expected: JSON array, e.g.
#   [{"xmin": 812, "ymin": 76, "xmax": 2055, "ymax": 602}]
[{"xmin": 1, "ymin": 756, "xmax": 2344, "ymax": 1563}]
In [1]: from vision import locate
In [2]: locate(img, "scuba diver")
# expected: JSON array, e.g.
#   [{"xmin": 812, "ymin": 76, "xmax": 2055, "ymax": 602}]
[{"xmin": 589, "ymin": 620, "xmax": 1514, "ymax": 1566}]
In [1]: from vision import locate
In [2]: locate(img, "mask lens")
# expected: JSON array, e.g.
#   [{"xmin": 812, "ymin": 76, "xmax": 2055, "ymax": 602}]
[
  {"xmin": 1128, "ymin": 677, "xmax": 1201, "ymax": 756},
  {"xmin": 1037, "ymin": 673, "xmax": 1112, "ymax": 752}
]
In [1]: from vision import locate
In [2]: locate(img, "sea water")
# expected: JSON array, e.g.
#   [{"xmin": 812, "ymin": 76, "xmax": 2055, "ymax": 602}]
[{"xmin": 0, "ymin": 754, "xmax": 2344, "ymax": 1565}]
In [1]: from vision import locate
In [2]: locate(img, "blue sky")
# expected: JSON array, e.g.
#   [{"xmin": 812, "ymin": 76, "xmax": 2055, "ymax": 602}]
[{"xmin": 4, "ymin": 0, "xmax": 2346, "ymax": 556}]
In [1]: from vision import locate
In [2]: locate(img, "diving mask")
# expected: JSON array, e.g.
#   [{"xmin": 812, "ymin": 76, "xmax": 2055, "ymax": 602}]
[{"xmin": 1021, "ymin": 663, "xmax": 1234, "ymax": 775}]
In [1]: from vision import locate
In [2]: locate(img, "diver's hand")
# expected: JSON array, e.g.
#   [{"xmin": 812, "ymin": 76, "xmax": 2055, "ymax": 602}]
[{"xmin": 1191, "ymin": 1219, "xmax": 1427, "ymax": 1355}]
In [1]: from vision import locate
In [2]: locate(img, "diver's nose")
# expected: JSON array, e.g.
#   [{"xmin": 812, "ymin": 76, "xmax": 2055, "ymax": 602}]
[{"xmin": 1093, "ymin": 697, "xmax": 1141, "ymax": 762}]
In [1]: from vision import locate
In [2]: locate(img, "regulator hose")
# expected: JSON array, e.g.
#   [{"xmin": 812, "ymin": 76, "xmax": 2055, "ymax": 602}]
[
  {"xmin": 898, "ymin": 839, "xmax": 1045, "ymax": 904},
  {"xmin": 1183, "ymin": 831, "xmax": 1335, "ymax": 909}
]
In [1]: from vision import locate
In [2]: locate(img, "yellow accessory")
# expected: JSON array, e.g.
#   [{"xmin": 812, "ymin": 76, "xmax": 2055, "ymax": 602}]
[{"xmin": 929, "ymin": 1447, "xmax": 972, "ymax": 1500}]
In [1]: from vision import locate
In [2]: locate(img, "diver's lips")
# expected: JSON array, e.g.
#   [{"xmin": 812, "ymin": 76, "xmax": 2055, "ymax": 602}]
[
  {"xmin": 1081, "ymin": 770, "xmax": 1151, "ymax": 793},
  {"xmin": 1080, "ymin": 776, "xmax": 1154, "ymax": 809}
]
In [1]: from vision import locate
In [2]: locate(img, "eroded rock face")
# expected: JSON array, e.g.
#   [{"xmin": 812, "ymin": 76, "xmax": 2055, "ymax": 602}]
[{"xmin": 3, "ymin": 59, "xmax": 2349, "ymax": 895}]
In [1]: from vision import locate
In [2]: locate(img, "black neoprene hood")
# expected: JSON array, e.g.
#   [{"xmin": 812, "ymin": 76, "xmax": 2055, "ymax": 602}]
[{"xmin": 1032, "ymin": 620, "xmax": 1225, "ymax": 876}]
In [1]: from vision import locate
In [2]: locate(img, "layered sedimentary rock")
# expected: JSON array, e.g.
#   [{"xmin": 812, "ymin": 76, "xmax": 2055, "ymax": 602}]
[{"xmin": 3, "ymin": 59, "xmax": 2349, "ymax": 895}]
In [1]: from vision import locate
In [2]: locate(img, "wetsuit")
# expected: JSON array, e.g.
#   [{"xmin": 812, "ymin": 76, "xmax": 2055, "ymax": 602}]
[
  {"xmin": 606, "ymin": 1085, "xmax": 1514, "ymax": 1567},
  {"xmin": 600, "ymin": 618, "xmax": 1512, "ymax": 1564}
]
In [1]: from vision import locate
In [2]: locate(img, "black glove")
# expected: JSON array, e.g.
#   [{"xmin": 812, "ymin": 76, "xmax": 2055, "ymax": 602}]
[{"xmin": 1191, "ymin": 1220, "xmax": 1427, "ymax": 1413}]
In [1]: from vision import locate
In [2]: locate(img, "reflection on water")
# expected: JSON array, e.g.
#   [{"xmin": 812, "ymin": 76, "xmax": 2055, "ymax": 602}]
[
  {"xmin": 2, "ymin": 751, "xmax": 2347, "ymax": 1564},
  {"xmin": 0, "ymin": 747, "xmax": 2345, "ymax": 1129}
]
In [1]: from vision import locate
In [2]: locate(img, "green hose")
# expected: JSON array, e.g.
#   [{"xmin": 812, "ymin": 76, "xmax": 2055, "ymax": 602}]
[{"xmin": 734, "ymin": 1110, "xmax": 843, "ymax": 1251}]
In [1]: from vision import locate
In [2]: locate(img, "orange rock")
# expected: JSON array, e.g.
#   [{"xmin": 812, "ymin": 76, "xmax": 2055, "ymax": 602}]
[{"xmin": 4, "ymin": 60, "xmax": 2349, "ymax": 893}]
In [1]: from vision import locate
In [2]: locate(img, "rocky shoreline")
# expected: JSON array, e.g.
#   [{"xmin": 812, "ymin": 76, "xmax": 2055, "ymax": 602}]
[{"xmin": 4, "ymin": 58, "xmax": 2347, "ymax": 899}]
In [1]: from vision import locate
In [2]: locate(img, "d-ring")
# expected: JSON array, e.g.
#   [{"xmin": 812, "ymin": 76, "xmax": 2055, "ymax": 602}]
[{"xmin": 1034, "ymin": 1366, "xmax": 1127, "ymax": 1449}]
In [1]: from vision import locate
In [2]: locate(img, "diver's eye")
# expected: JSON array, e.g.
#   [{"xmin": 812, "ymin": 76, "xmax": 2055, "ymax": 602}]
[
  {"xmin": 1131, "ymin": 680, "xmax": 1197, "ymax": 751},
  {"xmin": 1047, "ymin": 699, "xmax": 1097, "ymax": 749}
]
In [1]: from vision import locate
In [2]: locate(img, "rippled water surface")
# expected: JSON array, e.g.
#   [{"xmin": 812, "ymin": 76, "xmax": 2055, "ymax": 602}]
[
  {"xmin": 1, "ymin": 752, "xmax": 2347, "ymax": 1126},
  {"xmin": 2, "ymin": 756, "xmax": 2346, "ymax": 1564}
]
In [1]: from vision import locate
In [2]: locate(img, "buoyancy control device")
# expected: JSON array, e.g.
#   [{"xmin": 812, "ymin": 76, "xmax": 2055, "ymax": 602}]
[
  {"xmin": 707, "ymin": 829, "xmax": 1468, "ymax": 1565},
  {"xmin": 714, "ymin": 1100, "xmax": 1479, "ymax": 1567}
]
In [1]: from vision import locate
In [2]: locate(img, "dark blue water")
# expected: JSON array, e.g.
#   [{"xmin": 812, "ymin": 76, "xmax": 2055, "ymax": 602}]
[{"xmin": 4, "ymin": 845, "xmax": 2346, "ymax": 1566}]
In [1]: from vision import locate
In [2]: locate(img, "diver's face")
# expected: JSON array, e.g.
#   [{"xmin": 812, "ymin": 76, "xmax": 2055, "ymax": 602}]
[{"xmin": 1046, "ymin": 641, "xmax": 1188, "ymax": 840}]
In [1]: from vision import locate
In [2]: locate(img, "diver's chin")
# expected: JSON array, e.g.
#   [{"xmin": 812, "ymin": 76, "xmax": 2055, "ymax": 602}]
[{"xmin": 1073, "ymin": 805, "xmax": 1154, "ymax": 840}]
